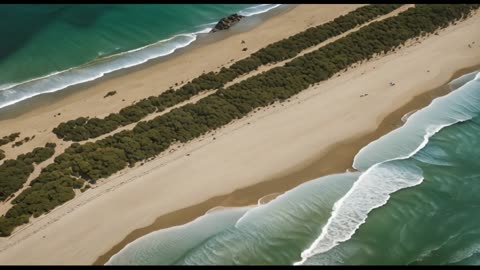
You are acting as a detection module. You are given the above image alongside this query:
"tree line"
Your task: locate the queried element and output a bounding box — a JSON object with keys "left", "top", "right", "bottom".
{"left": 52, "top": 4, "right": 402, "bottom": 142}
{"left": 0, "top": 143, "right": 56, "bottom": 202}
{"left": 0, "top": 4, "right": 477, "bottom": 236}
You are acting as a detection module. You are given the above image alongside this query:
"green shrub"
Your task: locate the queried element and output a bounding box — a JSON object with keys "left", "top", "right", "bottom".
{"left": 52, "top": 4, "right": 402, "bottom": 142}
{"left": 0, "top": 143, "right": 57, "bottom": 202}
{"left": 104, "top": 91, "right": 117, "bottom": 98}
{"left": 1, "top": 4, "right": 477, "bottom": 236}
{"left": 0, "top": 132, "right": 20, "bottom": 147}
{"left": 46, "top": 142, "right": 57, "bottom": 148}
{"left": 12, "top": 141, "right": 23, "bottom": 148}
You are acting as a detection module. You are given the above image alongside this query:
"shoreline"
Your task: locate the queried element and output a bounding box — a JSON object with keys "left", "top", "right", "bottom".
{"left": 0, "top": 5, "right": 478, "bottom": 265}
{"left": 0, "top": 4, "right": 358, "bottom": 163}
{"left": 94, "top": 64, "right": 480, "bottom": 265}
{"left": 0, "top": 5, "right": 294, "bottom": 121}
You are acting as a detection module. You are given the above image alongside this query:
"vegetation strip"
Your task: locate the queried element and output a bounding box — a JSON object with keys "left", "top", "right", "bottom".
{"left": 0, "top": 4, "right": 477, "bottom": 236}
{"left": 0, "top": 143, "right": 57, "bottom": 202}
{"left": 0, "top": 132, "right": 20, "bottom": 147}
{"left": 52, "top": 4, "right": 402, "bottom": 142}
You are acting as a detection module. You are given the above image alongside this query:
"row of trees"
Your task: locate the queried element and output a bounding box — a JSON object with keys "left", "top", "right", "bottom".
{"left": 0, "top": 143, "right": 56, "bottom": 202}
{"left": 52, "top": 4, "right": 402, "bottom": 142}
{"left": 0, "top": 132, "right": 20, "bottom": 147}
{"left": 0, "top": 4, "right": 477, "bottom": 236}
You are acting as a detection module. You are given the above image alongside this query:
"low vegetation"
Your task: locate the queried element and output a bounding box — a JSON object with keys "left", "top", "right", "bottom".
{"left": 0, "top": 4, "right": 477, "bottom": 236}
{"left": 104, "top": 91, "right": 117, "bottom": 98}
{"left": 0, "top": 132, "right": 20, "bottom": 147}
{"left": 11, "top": 136, "right": 35, "bottom": 148}
{"left": 12, "top": 141, "right": 23, "bottom": 148}
{"left": 0, "top": 143, "right": 57, "bottom": 202}
{"left": 52, "top": 4, "right": 402, "bottom": 142}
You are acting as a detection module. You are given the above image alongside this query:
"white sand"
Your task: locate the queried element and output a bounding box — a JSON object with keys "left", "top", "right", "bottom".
{"left": 0, "top": 5, "right": 479, "bottom": 265}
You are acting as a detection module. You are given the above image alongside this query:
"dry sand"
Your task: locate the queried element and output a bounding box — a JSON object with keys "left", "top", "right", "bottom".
{"left": 0, "top": 4, "right": 363, "bottom": 161}
{"left": 96, "top": 64, "right": 480, "bottom": 265}
{"left": 0, "top": 4, "right": 479, "bottom": 265}
{"left": 0, "top": 3, "right": 363, "bottom": 217}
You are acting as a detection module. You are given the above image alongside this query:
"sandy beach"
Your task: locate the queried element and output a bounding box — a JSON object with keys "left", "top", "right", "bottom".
{"left": 0, "top": 4, "right": 362, "bottom": 161}
{"left": 0, "top": 4, "right": 479, "bottom": 265}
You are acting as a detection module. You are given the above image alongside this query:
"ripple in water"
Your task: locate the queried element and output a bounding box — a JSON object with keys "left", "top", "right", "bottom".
{"left": 108, "top": 71, "right": 480, "bottom": 265}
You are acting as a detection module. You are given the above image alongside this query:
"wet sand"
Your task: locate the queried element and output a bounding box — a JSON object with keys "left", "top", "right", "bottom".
{"left": 94, "top": 64, "right": 480, "bottom": 265}
{"left": 0, "top": 6, "right": 478, "bottom": 265}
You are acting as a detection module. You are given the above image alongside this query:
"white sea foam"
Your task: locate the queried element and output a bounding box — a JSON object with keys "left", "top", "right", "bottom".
{"left": 239, "top": 4, "right": 282, "bottom": 17}
{"left": 0, "top": 31, "right": 205, "bottom": 110}
{"left": 107, "top": 172, "right": 357, "bottom": 265}
{"left": 235, "top": 173, "right": 359, "bottom": 230}
{"left": 256, "top": 193, "right": 280, "bottom": 205}
{"left": 294, "top": 72, "right": 480, "bottom": 265}
{"left": 173, "top": 173, "right": 358, "bottom": 265}
{"left": 449, "top": 70, "right": 480, "bottom": 91}
{"left": 294, "top": 127, "right": 442, "bottom": 265}
{"left": 106, "top": 206, "right": 251, "bottom": 265}
{"left": 401, "top": 109, "right": 417, "bottom": 123}
{"left": 353, "top": 71, "right": 480, "bottom": 171}
{"left": 0, "top": 4, "right": 283, "bottom": 110}
{"left": 447, "top": 242, "right": 480, "bottom": 265}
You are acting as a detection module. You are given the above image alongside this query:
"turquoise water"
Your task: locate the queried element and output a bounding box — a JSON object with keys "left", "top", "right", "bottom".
{"left": 0, "top": 4, "right": 281, "bottom": 109}
{"left": 107, "top": 71, "right": 480, "bottom": 265}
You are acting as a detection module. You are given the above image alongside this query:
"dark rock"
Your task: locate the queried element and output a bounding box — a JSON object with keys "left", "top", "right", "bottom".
{"left": 242, "top": 47, "right": 248, "bottom": 51}
{"left": 210, "top": 13, "right": 245, "bottom": 33}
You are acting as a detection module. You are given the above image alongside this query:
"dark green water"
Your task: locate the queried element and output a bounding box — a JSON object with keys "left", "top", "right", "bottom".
{"left": 107, "top": 71, "right": 480, "bottom": 265}
{"left": 0, "top": 4, "right": 281, "bottom": 109}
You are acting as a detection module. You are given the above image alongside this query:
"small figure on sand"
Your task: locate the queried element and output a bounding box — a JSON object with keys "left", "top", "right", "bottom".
{"left": 389, "top": 82, "right": 396, "bottom": 86}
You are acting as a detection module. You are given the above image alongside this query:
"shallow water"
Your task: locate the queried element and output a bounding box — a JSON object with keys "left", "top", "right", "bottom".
{"left": 0, "top": 4, "right": 281, "bottom": 109}
{"left": 106, "top": 70, "right": 480, "bottom": 265}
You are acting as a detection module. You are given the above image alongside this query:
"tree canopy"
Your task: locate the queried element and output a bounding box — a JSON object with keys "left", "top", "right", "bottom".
{"left": 52, "top": 4, "right": 402, "bottom": 142}
{"left": 0, "top": 4, "right": 477, "bottom": 237}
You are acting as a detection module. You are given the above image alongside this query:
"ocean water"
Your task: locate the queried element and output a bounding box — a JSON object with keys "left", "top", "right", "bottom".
{"left": 107, "top": 70, "right": 480, "bottom": 265}
{"left": 0, "top": 4, "right": 281, "bottom": 109}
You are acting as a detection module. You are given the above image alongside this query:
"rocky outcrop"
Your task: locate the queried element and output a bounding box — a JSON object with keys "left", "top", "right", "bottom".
{"left": 210, "top": 13, "right": 245, "bottom": 33}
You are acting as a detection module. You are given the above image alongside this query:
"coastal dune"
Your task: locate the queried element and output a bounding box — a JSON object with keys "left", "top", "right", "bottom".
{"left": 0, "top": 4, "right": 479, "bottom": 265}
{"left": 0, "top": 4, "right": 362, "bottom": 161}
